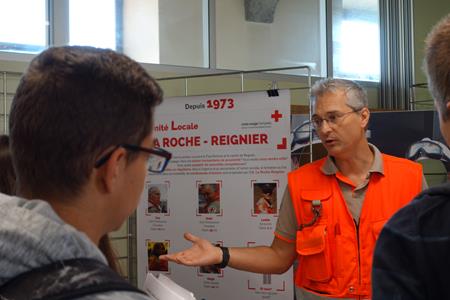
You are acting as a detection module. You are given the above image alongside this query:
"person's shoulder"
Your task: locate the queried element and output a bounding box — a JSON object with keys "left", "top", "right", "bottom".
{"left": 77, "top": 290, "right": 156, "bottom": 300}
{"left": 385, "top": 183, "right": 450, "bottom": 235}
{"left": 381, "top": 152, "right": 421, "bottom": 167}
{"left": 411, "top": 183, "right": 450, "bottom": 212}
{"left": 148, "top": 206, "right": 159, "bottom": 213}
{"left": 289, "top": 157, "right": 326, "bottom": 175}
{"left": 381, "top": 153, "right": 423, "bottom": 180}
{"left": 0, "top": 193, "right": 18, "bottom": 206}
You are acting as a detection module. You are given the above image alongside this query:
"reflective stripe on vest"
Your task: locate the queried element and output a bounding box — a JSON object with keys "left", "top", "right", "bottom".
{"left": 288, "top": 154, "right": 423, "bottom": 298}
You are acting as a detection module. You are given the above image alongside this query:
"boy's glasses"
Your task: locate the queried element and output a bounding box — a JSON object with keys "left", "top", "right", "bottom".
{"left": 94, "top": 144, "right": 172, "bottom": 173}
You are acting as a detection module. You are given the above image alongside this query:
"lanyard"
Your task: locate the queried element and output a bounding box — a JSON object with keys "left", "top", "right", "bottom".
{"left": 298, "top": 200, "right": 322, "bottom": 231}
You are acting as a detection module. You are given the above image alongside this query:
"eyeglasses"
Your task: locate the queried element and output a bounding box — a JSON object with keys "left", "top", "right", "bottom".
{"left": 94, "top": 144, "right": 172, "bottom": 173}
{"left": 311, "top": 108, "right": 362, "bottom": 129}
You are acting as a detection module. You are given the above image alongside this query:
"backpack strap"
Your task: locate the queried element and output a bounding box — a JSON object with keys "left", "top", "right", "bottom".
{"left": 0, "top": 258, "right": 146, "bottom": 300}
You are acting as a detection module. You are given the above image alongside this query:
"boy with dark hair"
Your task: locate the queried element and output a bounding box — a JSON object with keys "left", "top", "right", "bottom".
{"left": 0, "top": 46, "right": 170, "bottom": 299}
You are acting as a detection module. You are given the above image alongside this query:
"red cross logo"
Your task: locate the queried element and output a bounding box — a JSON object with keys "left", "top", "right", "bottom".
{"left": 271, "top": 110, "right": 282, "bottom": 122}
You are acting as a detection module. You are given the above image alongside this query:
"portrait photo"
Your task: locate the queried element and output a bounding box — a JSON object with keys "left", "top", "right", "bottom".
{"left": 199, "top": 264, "right": 221, "bottom": 274}
{"left": 147, "top": 240, "right": 169, "bottom": 272}
{"left": 253, "top": 182, "right": 277, "bottom": 214}
{"left": 146, "top": 183, "right": 168, "bottom": 214}
{"left": 198, "top": 183, "right": 220, "bottom": 214}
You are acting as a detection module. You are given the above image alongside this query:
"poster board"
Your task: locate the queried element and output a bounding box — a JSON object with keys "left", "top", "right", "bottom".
{"left": 137, "top": 90, "right": 293, "bottom": 300}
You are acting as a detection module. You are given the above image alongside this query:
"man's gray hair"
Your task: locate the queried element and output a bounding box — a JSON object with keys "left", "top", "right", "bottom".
{"left": 311, "top": 78, "right": 368, "bottom": 110}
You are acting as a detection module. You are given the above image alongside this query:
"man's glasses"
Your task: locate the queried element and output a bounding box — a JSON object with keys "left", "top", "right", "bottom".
{"left": 311, "top": 108, "right": 362, "bottom": 129}
{"left": 94, "top": 144, "right": 172, "bottom": 173}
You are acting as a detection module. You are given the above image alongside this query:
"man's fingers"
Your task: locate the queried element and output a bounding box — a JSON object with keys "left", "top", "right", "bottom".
{"left": 160, "top": 251, "right": 190, "bottom": 264}
{"left": 159, "top": 253, "right": 175, "bottom": 261}
{"left": 184, "top": 232, "right": 200, "bottom": 243}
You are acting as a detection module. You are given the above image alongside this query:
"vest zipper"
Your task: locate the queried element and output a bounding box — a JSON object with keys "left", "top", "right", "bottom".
{"left": 354, "top": 218, "right": 361, "bottom": 298}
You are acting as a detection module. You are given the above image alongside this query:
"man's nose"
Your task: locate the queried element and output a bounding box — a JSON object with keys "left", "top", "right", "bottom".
{"left": 319, "top": 119, "right": 333, "bottom": 133}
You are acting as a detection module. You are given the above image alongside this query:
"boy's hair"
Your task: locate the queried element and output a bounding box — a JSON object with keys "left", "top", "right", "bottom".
{"left": 424, "top": 14, "right": 450, "bottom": 120}
{"left": 0, "top": 135, "right": 16, "bottom": 195}
{"left": 10, "top": 46, "right": 163, "bottom": 198}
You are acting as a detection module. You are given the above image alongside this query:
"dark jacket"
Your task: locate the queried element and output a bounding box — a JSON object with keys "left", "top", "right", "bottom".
{"left": 372, "top": 183, "right": 450, "bottom": 299}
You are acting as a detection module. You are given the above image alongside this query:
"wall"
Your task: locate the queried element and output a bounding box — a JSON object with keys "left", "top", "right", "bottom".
{"left": 159, "top": 0, "right": 207, "bottom": 67}
{"left": 215, "top": 0, "right": 326, "bottom": 77}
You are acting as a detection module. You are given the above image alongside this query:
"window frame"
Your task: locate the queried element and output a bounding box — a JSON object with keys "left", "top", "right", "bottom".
{"left": 0, "top": 0, "right": 385, "bottom": 86}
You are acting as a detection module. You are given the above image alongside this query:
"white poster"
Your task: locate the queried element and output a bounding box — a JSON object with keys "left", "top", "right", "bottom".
{"left": 137, "top": 90, "right": 293, "bottom": 300}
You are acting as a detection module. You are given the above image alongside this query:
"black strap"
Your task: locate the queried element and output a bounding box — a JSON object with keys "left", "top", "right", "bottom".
{"left": 0, "top": 258, "right": 146, "bottom": 300}
{"left": 214, "top": 246, "right": 230, "bottom": 269}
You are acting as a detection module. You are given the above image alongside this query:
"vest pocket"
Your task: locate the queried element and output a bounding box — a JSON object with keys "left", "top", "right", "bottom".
{"left": 299, "top": 189, "right": 331, "bottom": 221}
{"left": 297, "top": 224, "right": 332, "bottom": 282}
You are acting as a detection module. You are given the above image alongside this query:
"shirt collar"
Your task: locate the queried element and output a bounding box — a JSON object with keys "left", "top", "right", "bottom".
{"left": 321, "top": 143, "right": 384, "bottom": 176}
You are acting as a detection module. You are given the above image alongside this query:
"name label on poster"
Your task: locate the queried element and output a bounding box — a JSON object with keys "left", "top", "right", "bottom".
{"left": 259, "top": 219, "right": 274, "bottom": 231}
{"left": 148, "top": 219, "right": 168, "bottom": 231}
{"left": 203, "top": 278, "right": 220, "bottom": 289}
{"left": 199, "top": 219, "right": 220, "bottom": 233}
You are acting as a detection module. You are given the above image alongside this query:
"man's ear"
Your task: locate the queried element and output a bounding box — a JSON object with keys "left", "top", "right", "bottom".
{"left": 98, "top": 147, "right": 128, "bottom": 193}
{"left": 360, "top": 107, "right": 370, "bottom": 129}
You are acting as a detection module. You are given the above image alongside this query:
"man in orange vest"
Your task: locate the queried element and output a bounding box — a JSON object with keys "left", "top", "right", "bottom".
{"left": 161, "top": 78, "right": 425, "bottom": 299}
{"left": 372, "top": 14, "right": 450, "bottom": 299}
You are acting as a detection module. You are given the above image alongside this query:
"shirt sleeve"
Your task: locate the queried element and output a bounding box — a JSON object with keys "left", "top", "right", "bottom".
{"left": 274, "top": 186, "right": 297, "bottom": 242}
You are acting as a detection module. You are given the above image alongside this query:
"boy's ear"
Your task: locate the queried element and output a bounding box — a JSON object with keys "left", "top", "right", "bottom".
{"left": 97, "top": 147, "right": 128, "bottom": 193}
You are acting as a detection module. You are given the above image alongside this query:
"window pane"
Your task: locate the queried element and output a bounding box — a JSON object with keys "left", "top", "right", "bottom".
{"left": 333, "top": 0, "right": 380, "bottom": 81}
{"left": 122, "top": 0, "right": 208, "bottom": 67}
{"left": 158, "top": 0, "right": 208, "bottom": 67}
{"left": 122, "top": 0, "right": 159, "bottom": 63}
{"left": 0, "top": 0, "right": 47, "bottom": 53}
{"left": 215, "top": 0, "right": 326, "bottom": 77}
{"left": 69, "top": 0, "right": 208, "bottom": 67}
{"left": 69, "top": 0, "right": 117, "bottom": 50}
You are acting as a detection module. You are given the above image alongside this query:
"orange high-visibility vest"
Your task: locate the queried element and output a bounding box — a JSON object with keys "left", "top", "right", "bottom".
{"left": 287, "top": 154, "right": 422, "bottom": 298}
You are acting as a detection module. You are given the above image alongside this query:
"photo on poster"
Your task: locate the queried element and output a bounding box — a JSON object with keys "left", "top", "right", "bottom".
{"left": 253, "top": 182, "right": 277, "bottom": 214}
{"left": 199, "top": 264, "right": 221, "bottom": 274}
{"left": 146, "top": 183, "right": 168, "bottom": 215}
{"left": 198, "top": 183, "right": 221, "bottom": 214}
{"left": 147, "top": 240, "right": 169, "bottom": 272}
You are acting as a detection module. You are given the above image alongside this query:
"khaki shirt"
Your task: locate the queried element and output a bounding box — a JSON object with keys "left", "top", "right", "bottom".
{"left": 275, "top": 144, "right": 427, "bottom": 300}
